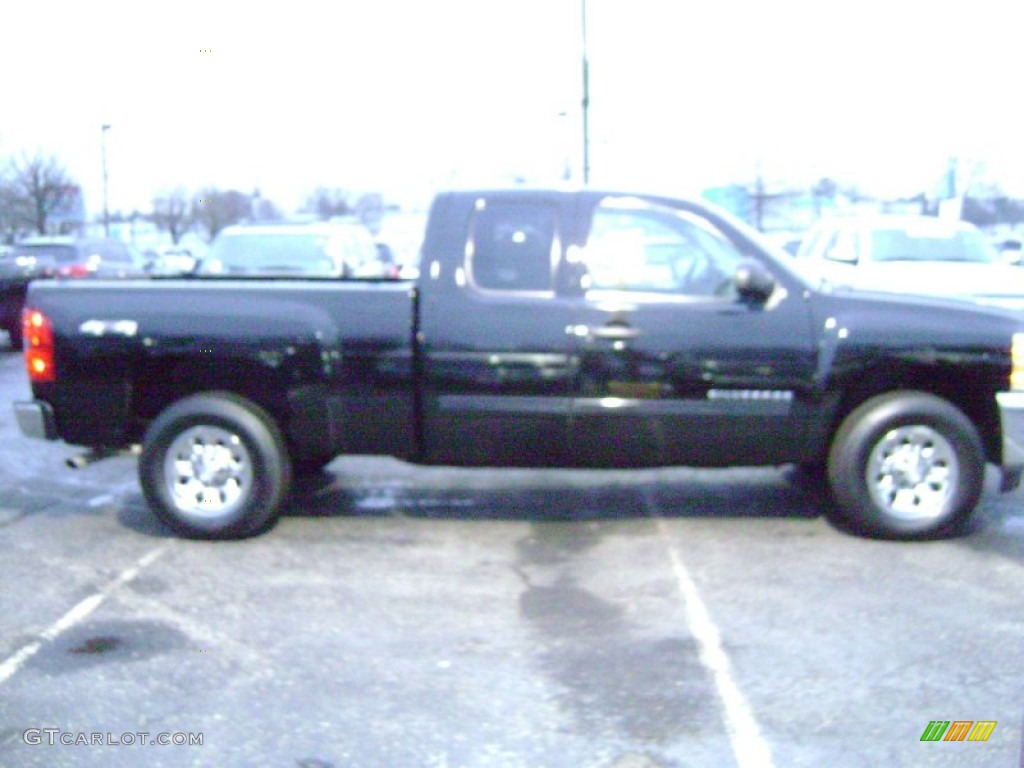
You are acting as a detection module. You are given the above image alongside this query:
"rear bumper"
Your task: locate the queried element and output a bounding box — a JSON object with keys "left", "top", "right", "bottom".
{"left": 997, "top": 392, "right": 1024, "bottom": 493}
{"left": 13, "top": 400, "right": 58, "bottom": 441}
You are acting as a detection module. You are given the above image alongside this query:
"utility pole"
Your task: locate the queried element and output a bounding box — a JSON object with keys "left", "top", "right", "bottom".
{"left": 581, "top": 0, "right": 591, "bottom": 184}
{"left": 101, "top": 124, "right": 111, "bottom": 237}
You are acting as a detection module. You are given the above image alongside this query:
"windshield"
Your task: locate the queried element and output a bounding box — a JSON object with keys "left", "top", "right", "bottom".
{"left": 870, "top": 227, "right": 999, "bottom": 263}
{"left": 200, "top": 232, "right": 341, "bottom": 276}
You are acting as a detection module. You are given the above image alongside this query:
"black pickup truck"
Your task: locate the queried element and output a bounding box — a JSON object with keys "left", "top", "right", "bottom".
{"left": 13, "top": 188, "right": 1024, "bottom": 539}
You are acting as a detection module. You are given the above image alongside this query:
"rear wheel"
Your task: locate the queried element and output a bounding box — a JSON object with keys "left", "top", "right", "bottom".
{"left": 826, "top": 392, "right": 985, "bottom": 538}
{"left": 139, "top": 392, "right": 292, "bottom": 539}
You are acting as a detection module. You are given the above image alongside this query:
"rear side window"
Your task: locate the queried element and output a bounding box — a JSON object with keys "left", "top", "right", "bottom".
{"left": 468, "top": 201, "right": 558, "bottom": 292}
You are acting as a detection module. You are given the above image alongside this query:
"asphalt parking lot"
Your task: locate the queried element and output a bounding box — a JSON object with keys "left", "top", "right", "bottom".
{"left": 0, "top": 339, "right": 1023, "bottom": 768}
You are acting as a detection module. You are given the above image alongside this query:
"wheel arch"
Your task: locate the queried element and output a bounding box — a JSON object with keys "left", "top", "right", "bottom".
{"left": 129, "top": 355, "right": 332, "bottom": 465}
{"left": 820, "top": 361, "right": 1003, "bottom": 466}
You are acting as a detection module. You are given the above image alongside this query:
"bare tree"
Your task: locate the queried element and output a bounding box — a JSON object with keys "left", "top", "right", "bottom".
{"left": 6, "top": 151, "right": 80, "bottom": 235}
{"left": 152, "top": 188, "right": 194, "bottom": 244}
{"left": 249, "top": 189, "right": 282, "bottom": 223}
{"left": 0, "top": 174, "right": 30, "bottom": 242}
{"left": 302, "top": 187, "right": 351, "bottom": 219}
{"left": 353, "top": 192, "right": 385, "bottom": 234}
{"left": 192, "top": 188, "right": 251, "bottom": 241}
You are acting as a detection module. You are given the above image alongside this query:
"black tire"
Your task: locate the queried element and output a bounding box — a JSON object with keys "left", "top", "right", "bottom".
{"left": 139, "top": 392, "right": 292, "bottom": 539}
{"left": 826, "top": 391, "right": 985, "bottom": 539}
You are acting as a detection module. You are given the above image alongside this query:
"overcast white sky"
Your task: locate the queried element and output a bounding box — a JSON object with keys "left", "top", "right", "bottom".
{"left": 2, "top": 0, "right": 1023, "bottom": 217}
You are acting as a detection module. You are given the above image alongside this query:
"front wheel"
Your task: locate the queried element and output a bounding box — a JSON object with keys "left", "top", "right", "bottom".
{"left": 826, "top": 392, "right": 985, "bottom": 539}
{"left": 139, "top": 392, "right": 292, "bottom": 539}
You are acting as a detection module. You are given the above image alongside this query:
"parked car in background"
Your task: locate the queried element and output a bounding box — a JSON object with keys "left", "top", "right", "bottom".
{"left": 145, "top": 245, "right": 198, "bottom": 276}
{"left": 198, "top": 221, "right": 392, "bottom": 278}
{"left": 1, "top": 249, "right": 38, "bottom": 348}
{"left": 764, "top": 230, "right": 803, "bottom": 256}
{"left": 794, "top": 215, "right": 1024, "bottom": 313}
{"left": 997, "top": 238, "right": 1023, "bottom": 265}
{"left": 14, "top": 236, "right": 146, "bottom": 279}
{"left": 2, "top": 237, "right": 145, "bottom": 347}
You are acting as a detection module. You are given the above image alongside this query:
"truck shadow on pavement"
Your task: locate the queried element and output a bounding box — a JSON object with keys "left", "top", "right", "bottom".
{"left": 116, "top": 460, "right": 1019, "bottom": 544}
{"left": 111, "top": 464, "right": 828, "bottom": 539}
{"left": 283, "top": 464, "right": 829, "bottom": 525}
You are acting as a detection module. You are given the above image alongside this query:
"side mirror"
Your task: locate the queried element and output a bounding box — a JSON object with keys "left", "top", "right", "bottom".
{"left": 555, "top": 258, "right": 590, "bottom": 297}
{"left": 734, "top": 260, "right": 776, "bottom": 304}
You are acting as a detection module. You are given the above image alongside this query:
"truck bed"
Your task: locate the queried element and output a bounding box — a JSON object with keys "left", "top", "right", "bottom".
{"left": 24, "top": 277, "right": 418, "bottom": 458}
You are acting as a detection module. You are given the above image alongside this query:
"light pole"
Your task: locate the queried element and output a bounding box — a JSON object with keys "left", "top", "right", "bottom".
{"left": 101, "top": 124, "right": 111, "bottom": 237}
{"left": 581, "top": 0, "right": 591, "bottom": 184}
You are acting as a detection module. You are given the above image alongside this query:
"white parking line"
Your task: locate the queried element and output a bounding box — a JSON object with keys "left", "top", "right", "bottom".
{"left": 0, "top": 544, "right": 169, "bottom": 686}
{"left": 654, "top": 517, "right": 775, "bottom": 768}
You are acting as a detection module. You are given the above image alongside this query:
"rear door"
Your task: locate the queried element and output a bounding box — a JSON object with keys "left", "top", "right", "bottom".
{"left": 567, "top": 194, "right": 820, "bottom": 467}
{"left": 418, "top": 192, "right": 577, "bottom": 466}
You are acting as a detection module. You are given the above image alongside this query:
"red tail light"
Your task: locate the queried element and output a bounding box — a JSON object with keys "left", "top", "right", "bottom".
{"left": 57, "top": 264, "right": 93, "bottom": 278}
{"left": 22, "top": 308, "right": 55, "bottom": 384}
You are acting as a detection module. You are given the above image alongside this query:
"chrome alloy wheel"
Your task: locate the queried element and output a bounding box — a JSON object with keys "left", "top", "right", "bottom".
{"left": 866, "top": 425, "right": 958, "bottom": 522}
{"left": 163, "top": 425, "right": 254, "bottom": 517}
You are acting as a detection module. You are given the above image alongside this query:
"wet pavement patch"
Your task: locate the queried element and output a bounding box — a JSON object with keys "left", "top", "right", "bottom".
{"left": 32, "top": 620, "right": 189, "bottom": 674}
{"left": 518, "top": 571, "right": 719, "bottom": 744}
{"left": 126, "top": 574, "right": 169, "bottom": 595}
{"left": 0, "top": 507, "right": 25, "bottom": 527}
{"left": 69, "top": 635, "right": 122, "bottom": 654}
{"left": 520, "top": 576, "right": 624, "bottom": 635}
{"left": 543, "top": 634, "right": 714, "bottom": 743}
{"left": 518, "top": 521, "right": 606, "bottom": 565}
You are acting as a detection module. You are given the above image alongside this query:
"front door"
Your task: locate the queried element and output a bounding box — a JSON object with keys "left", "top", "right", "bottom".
{"left": 568, "top": 194, "right": 819, "bottom": 468}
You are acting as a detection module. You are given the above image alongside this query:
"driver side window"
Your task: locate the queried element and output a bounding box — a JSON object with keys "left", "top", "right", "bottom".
{"left": 582, "top": 198, "right": 746, "bottom": 297}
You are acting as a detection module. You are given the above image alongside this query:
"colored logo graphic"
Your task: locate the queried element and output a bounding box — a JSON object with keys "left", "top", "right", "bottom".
{"left": 920, "top": 721, "right": 997, "bottom": 742}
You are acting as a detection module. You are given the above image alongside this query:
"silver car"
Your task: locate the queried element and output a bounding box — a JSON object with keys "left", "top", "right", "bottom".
{"left": 794, "top": 215, "right": 1024, "bottom": 312}
{"left": 198, "top": 222, "right": 387, "bottom": 278}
